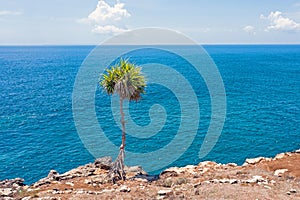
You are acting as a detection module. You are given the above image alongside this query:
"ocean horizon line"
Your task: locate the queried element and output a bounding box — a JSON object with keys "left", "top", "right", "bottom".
{"left": 0, "top": 43, "right": 300, "bottom": 47}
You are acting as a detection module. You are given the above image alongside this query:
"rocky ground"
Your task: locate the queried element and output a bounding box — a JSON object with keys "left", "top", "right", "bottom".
{"left": 1, "top": 150, "right": 300, "bottom": 200}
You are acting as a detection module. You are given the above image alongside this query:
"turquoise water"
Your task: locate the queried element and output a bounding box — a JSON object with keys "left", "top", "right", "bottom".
{"left": 0, "top": 45, "right": 299, "bottom": 184}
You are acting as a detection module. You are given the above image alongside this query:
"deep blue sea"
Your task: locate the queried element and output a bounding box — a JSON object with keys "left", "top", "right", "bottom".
{"left": 0, "top": 45, "right": 299, "bottom": 184}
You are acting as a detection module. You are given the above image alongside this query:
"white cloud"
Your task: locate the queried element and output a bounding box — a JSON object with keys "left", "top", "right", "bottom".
{"left": 87, "top": 0, "right": 130, "bottom": 23}
{"left": 80, "top": 0, "right": 131, "bottom": 34}
{"left": 92, "top": 25, "right": 128, "bottom": 34}
{"left": 0, "top": 10, "right": 22, "bottom": 16}
{"left": 261, "top": 11, "right": 300, "bottom": 32}
{"left": 243, "top": 25, "right": 256, "bottom": 34}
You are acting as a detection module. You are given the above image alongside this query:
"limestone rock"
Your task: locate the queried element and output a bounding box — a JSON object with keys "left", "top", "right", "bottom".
{"left": 290, "top": 188, "right": 297, "bottom": 193}
{"left": 274, "top": 169, "right": 288, "bottom": 177}
{"left": 1, "top": 149, "right": 299, "bottom": 199}
{"left": 183, "top": 165, "right": 197, "bottom": 174}
{"left": 244, "top": 175, "right": 265, "bottom": 184}
{"left": 245, "top": 157, "right": 264, "bottom": 165}
{"left": 134, "top": 174, "right": 159, "bottom": 182}
{"left": 47, "top": 170, "right": 59, "bottom": 180}
{"left": 134, "top": 178, "right": 148, "bottom": 182}
{"left": 219, "top": 178, "right": 230, "bottom": 183}
{"left": 76, "top": 189, "right": 85, "bottom": 194}
{"left": 2, "top": 197, "right": 14, "bottom": 200}
{"left": 198, "top": 161, "right": 217, "bottom": 167}
{"left": 101, "top": 189, "right": 115, "bottom": 193}
{"left": 158, "top": 189, "right": 173, "bottom": 196}
{"left": 275, "top": 153, "right": 286, "bottom": 160}
{"left": 65, "top": 182, "right": 74, "bottom": 187}
{"left": 125, "top": 165, "right": 147, "bottom": 176}
{"left": 162, "top": 167, "right": 182, "bottom": 175}
{"left": 0, "top": 188, "right": 13, "bottom": 196}
{"left": 161, "top": 165, "right": 196, "bottom": 175}
{"left": 94, "top": 157, "right": 112, "bottom": 170}
{"left": 119, "top": 185, "right": 131, "bottom": 192}
{"left": 0, "top": 178, "right": 24, "bottom": 188}
{"left": 33, "top": 179, "right": 51, "bottom": 187}
{"left": 21, "top": 197, "right": 31, "bottom": 200}
{"left": 227, "top": 163, "right": 238, "bottom": 167}
{"left": 264, "top": 185, "right": 272, "bottom": 189}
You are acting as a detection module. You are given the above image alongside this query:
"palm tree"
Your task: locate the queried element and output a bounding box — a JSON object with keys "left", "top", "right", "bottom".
{"left": 100, "top": 59, "right": 146, "bottom": 182}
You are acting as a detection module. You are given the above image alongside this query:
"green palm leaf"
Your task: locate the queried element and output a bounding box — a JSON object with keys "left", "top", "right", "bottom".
{"left": 100, "top": 58, "right": 146, "bottom": 101}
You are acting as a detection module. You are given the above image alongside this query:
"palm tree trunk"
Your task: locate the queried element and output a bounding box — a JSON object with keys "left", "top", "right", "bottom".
{"left": 108, "top": 96, "right": 127, "bottom": 183}
{"left": 120, "top": 97, "right": 126, "bottom": 150}
{"left": 118, "top": 96, "right": 126, "bottom": 181}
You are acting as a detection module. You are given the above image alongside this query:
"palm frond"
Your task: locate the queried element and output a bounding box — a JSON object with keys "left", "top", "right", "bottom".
{"left": 100, "top": 59, "right": 146, "bottom": 101}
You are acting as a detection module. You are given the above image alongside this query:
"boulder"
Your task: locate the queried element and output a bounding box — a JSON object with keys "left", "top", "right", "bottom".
{"left": 94, "top": 157, "right": 112, "bottom": 170}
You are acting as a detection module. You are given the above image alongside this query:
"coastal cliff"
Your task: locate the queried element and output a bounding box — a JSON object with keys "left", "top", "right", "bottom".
{"left": 1, "top": 150, "right": 300, "bottom": 200}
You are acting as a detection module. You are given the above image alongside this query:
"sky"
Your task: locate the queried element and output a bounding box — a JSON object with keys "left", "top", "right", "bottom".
{"left": 0, "top": 0, "right": 300, "bottom": 45}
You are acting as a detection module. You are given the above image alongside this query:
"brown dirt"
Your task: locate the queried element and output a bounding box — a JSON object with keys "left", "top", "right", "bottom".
{"left": 12, "top": 151, "right": 300, "bottom": 200}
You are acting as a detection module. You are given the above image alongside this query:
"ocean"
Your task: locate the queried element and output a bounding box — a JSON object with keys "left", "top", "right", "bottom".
{"left": 0, "top": 45, "right": 299, "bottom": 184}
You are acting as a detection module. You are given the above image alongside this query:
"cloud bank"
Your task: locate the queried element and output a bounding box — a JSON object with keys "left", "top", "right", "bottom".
{"left": 80, "top": 0, "right": 131, "bottom": 34}
{"left": 0, "top": 10, "right": 22, "bottom": 16}
{"left": 92, "top": 25, "right": 128, "bottom": 34}
{"left": 261, "top": 11, "right": 300, "bottom": 32}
